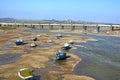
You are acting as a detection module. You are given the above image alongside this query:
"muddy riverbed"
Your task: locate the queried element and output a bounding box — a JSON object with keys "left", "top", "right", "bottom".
{"left": 0, "top": 29, "right": 95, "bottom": 80}
{"left": 1, "top": 28, "right": 119, "bottom": 80}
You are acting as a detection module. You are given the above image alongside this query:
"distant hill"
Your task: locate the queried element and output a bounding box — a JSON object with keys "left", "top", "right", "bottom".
{"left": 0, "top": 18, "right": 16, "bottom": 23}
{"left": 0, "top": 18, "right": 117, "bottom": 25}
{"left": 0, "top": 18, "right": 86, "bottom": 24}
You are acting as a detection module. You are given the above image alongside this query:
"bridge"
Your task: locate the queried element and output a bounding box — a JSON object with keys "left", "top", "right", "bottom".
{"left": 0, "top": 23, "right": 120, "bottom": 32}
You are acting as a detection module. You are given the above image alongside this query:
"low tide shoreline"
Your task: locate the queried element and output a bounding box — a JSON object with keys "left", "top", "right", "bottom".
{"left": 1, "top": 28, "right": 113, "bottom": 80}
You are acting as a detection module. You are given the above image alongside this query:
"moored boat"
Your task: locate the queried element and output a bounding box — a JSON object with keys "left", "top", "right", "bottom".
{"left": 18, "top": 68, "right": 33, "bottom": 80}
{"left": 31, "top": 37, "right": 37, "bottom": 41}
{"left": 68, "top": 40, "right": 74, "bottom": 44}
{"left": 30, "top": 43, "right": 37, "bottom": 47}
{"left": 54, "top": 51, "right": 67, "bottom": 60}
{"left": 56, "top": 34, "right": 62, "bottom": 39}
{"left": 15, "top": 39, "right": 24, "bottom": 45}
{"left": 61, "top": 43, "right": 72, "bottom": 50}
{"left": 47, "top": 40, "right": 53, "bottom": 43}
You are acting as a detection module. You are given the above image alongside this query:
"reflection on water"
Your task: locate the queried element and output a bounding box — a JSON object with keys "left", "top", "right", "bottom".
{"left": 0, "top": 54, "right": 22, "bottom": 65}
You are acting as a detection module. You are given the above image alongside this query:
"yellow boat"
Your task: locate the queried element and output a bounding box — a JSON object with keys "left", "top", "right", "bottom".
{"left": 18, "top": 68, "right": 33, "bottom": 80}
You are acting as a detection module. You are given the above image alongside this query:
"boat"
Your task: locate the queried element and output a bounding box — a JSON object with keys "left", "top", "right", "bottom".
{"left": 36, "top": 34, "right": 42, "bottom": 37}
{"left": 15, "top": 39, "right": 24, "bottom": 45}
{"left": 68, "top": 40, "right": 74, "bottom": 44}
{"left": 18, "top": 68, "right": 33, "bottom": 80}
{"left": 54, "top": 51, "right": 67, "bottom": 60}
{"left": 56, "top": 34, "right": 62, "bottom": 39}
{"left": 61, "top": 43, "right": 72, "bottom": 50}
{"left": 30, "top": 43, "right": 37, "bottom": 47}
{"left": 47, "top": 40, "right": 53, "bottom": 43}
{"left": 31, "top": 37, "right": 37, "bottom": 41}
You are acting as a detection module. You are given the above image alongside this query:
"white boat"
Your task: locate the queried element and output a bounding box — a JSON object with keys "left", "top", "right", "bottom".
{"left": 68, "top": 40, "right": 74, "bottom": 44}
{"left": 61, "top": 43, "right": 72, "bottom": 50}
{"left": 30, "top": 43, "right": 37, "bottom": 47}
{"left": 47, "top": 40, "right": 53, "bottom": 43}
{"left": 56, "top": 34, "right": 62, "bottom": 37}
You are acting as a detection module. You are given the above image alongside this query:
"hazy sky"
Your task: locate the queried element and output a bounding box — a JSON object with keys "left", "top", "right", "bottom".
{"left": 0, "top": 0, "right": 120, "bottom": 23}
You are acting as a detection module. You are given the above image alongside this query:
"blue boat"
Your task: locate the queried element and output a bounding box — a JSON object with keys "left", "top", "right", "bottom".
{"left": 15, "top": 39, "right": 24, "bottom": 45}
{"left": 54, "top": 51, "right": 67, "bottom": 60}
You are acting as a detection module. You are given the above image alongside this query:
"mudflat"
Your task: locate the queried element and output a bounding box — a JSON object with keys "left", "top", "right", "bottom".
{"left": 0, "top": 28, "right": 97, "bottom": 80}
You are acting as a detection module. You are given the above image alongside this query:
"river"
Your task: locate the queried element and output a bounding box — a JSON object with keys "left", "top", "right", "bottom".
{"left": 72, "top": 34, "right": 120, "bottom": 80}
{"left": 23, "top": 29, "right": 120, "bottom": 80}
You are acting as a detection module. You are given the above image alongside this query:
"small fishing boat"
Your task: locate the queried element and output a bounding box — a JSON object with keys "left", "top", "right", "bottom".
{"left": 54, "top": 51, "right": 67, "bottom": 60}
{"left": 47, "top": 40, "right": 53, "bottom": 43}
{"left": 68, "top": 40, "right": 74, "bottom": 44}
{"left": 18, "top": 68, "right": 33, "bottom": 80}
{"left": 30, "top": 43, "right": 37, "bottom": 47}
{"left": 15, "top": 39, "right": 24, "bottom": 45}
{"left": 56, "top": 34, "right": 62, "bottom": 39}
{"left": 31, "top": 37, "right": 37, "bottom": 41}
{"left": 36, "top": 34, "right": 42, "bottom": 37}
{"left": 61, "top": 43, "right": 72, "bottom": 50}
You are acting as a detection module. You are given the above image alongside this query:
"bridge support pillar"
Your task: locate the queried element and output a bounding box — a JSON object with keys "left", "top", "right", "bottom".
{"left": 97, "top": 26, "right": 100, "bottom": 32}
{"left": 111, "top": 25, "right": 114, "bottom": 31}
{"left": 84, "top": 26, "right": 87, "bottom": 30}
{"left": 40, "top": 25, "right": 44, "bottom": 29}
{"left": 50, "top": 25, "right": 53, "bottom": 30}
{"left": 17, "top": 25, "right": 20, "bottom": 28}
{"left": 72, "top": 26, "right": 75, "bottom": 30}
{"left": 24, "top": 25, "right": 27, "bottom": 27}
{"left": 31, "top": 25, "right": 35, "bottom": 29}
{"left": 61, "top": 26, "right": 64, "bottom": 29}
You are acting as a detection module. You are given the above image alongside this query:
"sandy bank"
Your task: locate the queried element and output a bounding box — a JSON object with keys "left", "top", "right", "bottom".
{"left": 0, "top": 28, "right": 95, "bottom": 80}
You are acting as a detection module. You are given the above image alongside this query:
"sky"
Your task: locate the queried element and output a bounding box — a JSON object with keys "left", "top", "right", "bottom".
{"left": 0, "top": 0, "right": 120, "bottom": 23}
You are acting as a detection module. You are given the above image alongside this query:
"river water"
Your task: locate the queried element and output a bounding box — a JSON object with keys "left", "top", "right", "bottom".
{"left": 23, "top": 29, "right": 120, "bottom": 80}
{"left": 71, "top": 34, "right": 120, "bottom": 80}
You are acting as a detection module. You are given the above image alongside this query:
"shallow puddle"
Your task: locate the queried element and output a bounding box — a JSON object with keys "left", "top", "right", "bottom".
{"left": 0, "top": 53, "right": 23, "bottom": 65}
